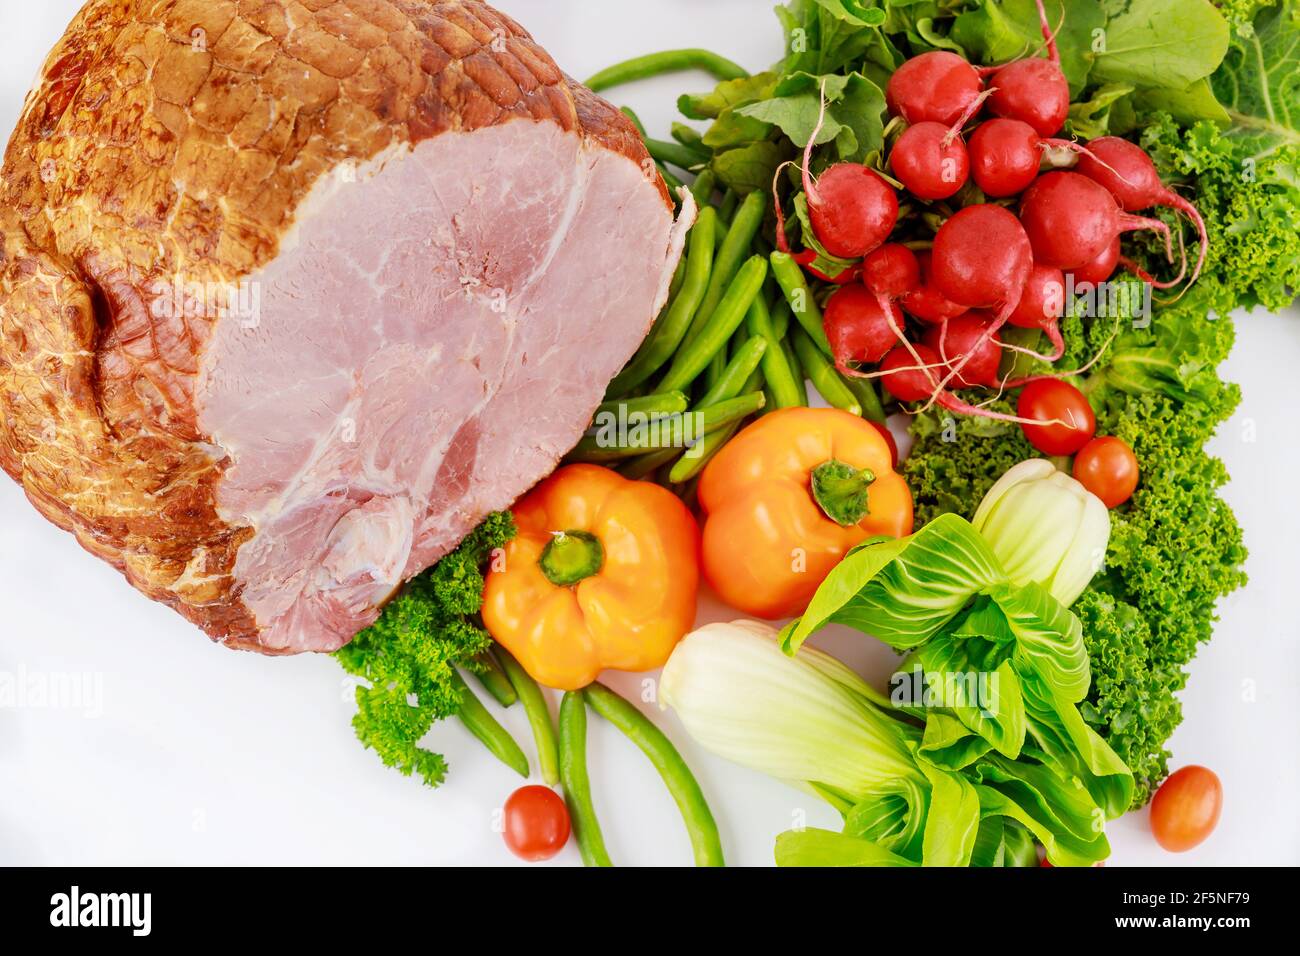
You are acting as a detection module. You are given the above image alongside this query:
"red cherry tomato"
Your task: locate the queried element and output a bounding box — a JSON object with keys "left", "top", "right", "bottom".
{"left": 1017, "top": 379, "right": 1096, "bottom": 455}
{"left": 1150, "top": 765, "right": 1222, "bottom": 852}
{"left": 1074, "top": 436, "right": 1139, "bottom": 507}
{"left": 502, "top": 785, "right": 570, "bottom": 862}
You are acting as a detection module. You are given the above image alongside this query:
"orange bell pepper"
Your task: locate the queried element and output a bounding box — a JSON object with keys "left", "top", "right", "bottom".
{"left": 698, "top": 407, "right": 913, "bottom": 620}
{"left": 482, "top": 464, "right": 700, "bottom": 691}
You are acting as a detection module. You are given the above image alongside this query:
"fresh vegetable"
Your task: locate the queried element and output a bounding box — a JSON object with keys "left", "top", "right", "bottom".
{"left": 885, "top": 50, "right": 983, "bottom": 126}
{"left": 584, "top": 48, "right": 748, "bottom": 93}
{"left": 983, "top": 1, "right": 1069, "bottom": 137}
{"left": 585, "top": 682, "right": 725, "bottom": 867}
{"left": 1016, "top": 378, "right": 1097, "bottom": 455}
{"left": 1074, "top": 136, "right": 1209, "bottom": 285}
{"left": 889, "top": 121, "right": 969, "bottom": 200}
{"left": 452, "top": 670, "right": 531, "bottom": 778}
{"left": 558, "top": 691, "right": 612, "bottom": 867}
{"left": 1019, "top": 171, "right": 1173, "bottom": 271}
{"left": 335, "top": 513, "right": 518, "bottom": 787}
{"left": 901, "top": 251, "right": 968, "bottom": 324}
{"left": 1007, "top": 262, "right": 1067, "bottom": 360}
{"left": 1073, "top": 436, "right": 1140, "bottom": 508}
{"left": 482, "top": 465, "right": 699, "bottom": 691}
{"left": 804, "top": 162, "right": 899, "bottom": 259}
{"left": 922, "top": 312, "right": 1004, "bottom": 389}
{"left": 697, "top": 408, "right": 913, "bottom": 619}
{"left": 498, "top": 649, "right": 561, "bottom": 787}
{"left": 972, "top": 459, "right": 1112, "bottom": 607}
{"left": 1149, "top": 765, "right": 1223, "bottom": 852}
{"left": 660, "top": 621, "right": 921, "bottom": 806}
{"left": 502, "top": 785, "right": 571, "bottom": 862}
{"left": 823, "top": 282, "right": 902, "bottom": 371}
{"left": 968, "top": 118, "right": 1108, "bottom": 198}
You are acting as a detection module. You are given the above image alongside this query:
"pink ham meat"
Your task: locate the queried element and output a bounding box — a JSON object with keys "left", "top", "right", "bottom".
{"left": 0, "top": 0, "right": 690, "bottom": 653}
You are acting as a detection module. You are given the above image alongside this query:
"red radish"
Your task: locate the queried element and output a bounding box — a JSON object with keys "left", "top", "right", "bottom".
{"left": 969, "top": 120, "right": 1042, "bottom": 196}
{"left": 824, "top": 283, "right": 905, "bottom": 371}
{"left": 1070, "top": 237, "right": 1120, "bottom": 285}
{"left": 984, "top": 0, "right": 1069, "bottom": 137}
{"left": 1008, "top": 262, "right": 1067, "bottom": 360}
{"left": 928, "top": 204, "right": 1032, "bottom": 398}
{"left": 1073, "top": 135, "right": 1209, "bottom": 285}
{"left": 878, "top": 342, "right": 1050, "bottom": 425}
{"left": 805, "top": 163, "right": 899, "bottom": 259}
{"left": 931, "top": 205, "right": 1033, "bottom": 309}
{"left": 862, "top": 243, "right": 921, "bottom": 300}
{"left": 797, "top": 89, "right": 900, "bottom": 259}
{"left": 901, "top": 250, "right": 968, "bottom": 324}
{"left": 988, "top": 59, "right": 1069, "bottom": 138}
{"left": 879, "top": 343, "right": 943, "bottom": 401}
{"left": 1020, "top": 171, "right": 1173, "bottom": 270}
{"left": 923, "top": 312, "right": 1004, "bottom": 388}
{"left": 966, "top": 118, "right": 1115, "bottom": 198}
{"left": 886, "top": 51, "right": 984, "bottom": 126}
{"left": 890, "top": 121, "right": 970, "bottom": 200}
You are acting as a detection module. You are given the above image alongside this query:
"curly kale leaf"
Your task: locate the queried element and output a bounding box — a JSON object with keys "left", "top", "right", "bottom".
{"left": 334, "top": 513, "right": 516, "bottom": 787}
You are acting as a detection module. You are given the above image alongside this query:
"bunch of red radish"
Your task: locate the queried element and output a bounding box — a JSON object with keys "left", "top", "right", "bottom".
{"left": 788, "top": 0, "right": 1206, "bottom": 432}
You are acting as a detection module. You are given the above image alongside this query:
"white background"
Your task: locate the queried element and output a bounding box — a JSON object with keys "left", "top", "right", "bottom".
{"left": 0, "top": 0, "right": 1296, "bottom": 867}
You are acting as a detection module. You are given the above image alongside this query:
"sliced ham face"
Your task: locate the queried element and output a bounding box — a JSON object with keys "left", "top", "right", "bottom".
{"left": 0, "top": 1, "right": 687, "bottom": 653}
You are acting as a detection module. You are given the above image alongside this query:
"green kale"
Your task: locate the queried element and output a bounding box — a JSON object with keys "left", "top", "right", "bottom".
{"left": 334, "top": 512, "right": 516, "bottom": 787}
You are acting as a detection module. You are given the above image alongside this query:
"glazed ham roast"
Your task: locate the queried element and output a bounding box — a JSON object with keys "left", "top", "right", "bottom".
{"left": 0, "top": 1, "right": 689, "bottom": 653}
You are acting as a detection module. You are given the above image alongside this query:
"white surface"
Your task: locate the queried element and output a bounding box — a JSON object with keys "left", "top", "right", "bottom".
{"left": 0, "top": 0, "right": 1296, "bottom": 867}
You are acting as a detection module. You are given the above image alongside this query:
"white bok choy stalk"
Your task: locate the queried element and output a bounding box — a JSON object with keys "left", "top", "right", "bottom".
{"left": 972, "top": 459, "right": 1111, "bottom": 607}
{"left": 659, "top": 620, "right": 924, "bottom": 805}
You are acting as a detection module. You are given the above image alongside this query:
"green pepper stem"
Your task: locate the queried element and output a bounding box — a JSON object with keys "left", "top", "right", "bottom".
{"left": 539, "top": 530, "right": 605, "bottom": 587}
{"left": 810, "top": 459, "right": 876, "bottom": 527}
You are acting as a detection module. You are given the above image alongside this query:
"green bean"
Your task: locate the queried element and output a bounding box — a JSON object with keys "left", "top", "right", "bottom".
{"left": 672, "top": 122, "right": 707, "bottom": 151}
{"left": 569, "top": 392, "right": 763, "bottom": 462}
{"left": 791, "top": 325, "right": 862, "bottom": 416}
{"left": 717, "top": 189, "right": 739, "bottom": 225}
{"left": 839, "top": 371, "right": 888, "bottom": 424}
{"left": 586, "top": 49, "right": 749, "bottom": 94}
{"left": 666, "top": 254, "right": 686, "bottom": 302}
{"left": 781, "top": 337, "right": 809, "bottom": 406}
{"left": 584, "top": 683, "right": 725, "bottom": 867}
{"left": 684, "top": 191, "right": 767, "bottom": 350}
{"left": 689, "top": 168, "right": 717, "bottom": 207}
{"left": 607, "top": 208, "right": 717, "bottom": 396}
{"left": 558, "top": 691, "right": 613, "bottom": 867}
{"left": 770, "top": 251, "right": 833, "bottom": 355}
{"left": 770, "top": 297, "right": 793, "bottom": 339}
{"left": 595, "top": 391, "right": 689, "bottom": 421}
{"left": 618, "top": 447, "right": 682, "bottom": 481}
{"left": 452, "top": 671, "right": 528, "bottom": 778}
{"left": 696, "top": 336, "right": 767, "bottom": 409}
{"left": 497, "top": 649, "right": 559, "bottom": 787}
{"left": 670, "top": 421, "right": 739, "bottom": 483}
{"left": 745, "top": 295, "right": 803, "bottom": 409}
{"left": 646, "top": 137, "right": 709, "bottom": 172}
{"left": 659, "top": 255, "right": 767, "bottom": 393}
{"left": 470, "top": 649, "right": 517, "bottom": 708}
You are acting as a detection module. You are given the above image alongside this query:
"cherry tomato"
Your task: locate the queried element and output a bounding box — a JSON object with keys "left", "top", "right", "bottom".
{"left": 502, "top": 785, "right": 570, "bottom": 862}
{"left": 1150, "top": 765, "right": 1222, "bottom": 852}
{"left": 1074, "top": 436, "right": 1139, "bottom": 507}
{"left": 1017, "top": 379, "right": 1096, "bottom": 455}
